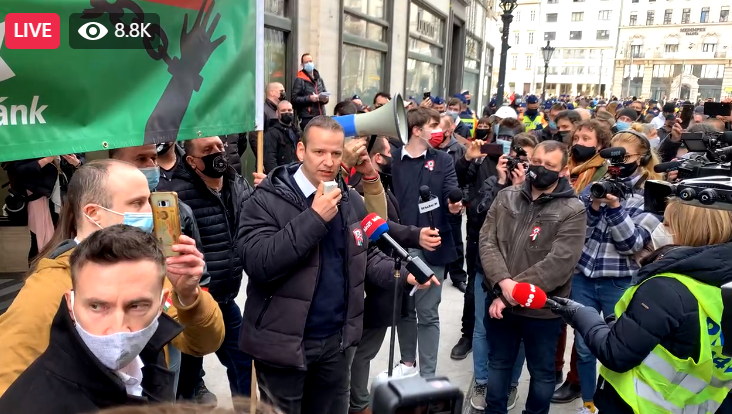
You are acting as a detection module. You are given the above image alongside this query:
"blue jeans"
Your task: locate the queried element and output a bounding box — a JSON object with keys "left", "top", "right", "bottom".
{"left": 474, "top": 271, "right": 525, "bottom": 385}
{"left": 485, "top": 311, "right": 562, "bottom": 414}
{"left": 217, "top": 300, "right": 253, "bottom": 396}
{"left": 572, "top": 274, "right": 631, "bottom": 402}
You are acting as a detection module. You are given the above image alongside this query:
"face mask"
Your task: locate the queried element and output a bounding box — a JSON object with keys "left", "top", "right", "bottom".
{"left": 139, "top": 166, "right": 160, "bottom": 192}
{"left": 616, "top": 121, "right": 631, "bottom": 131}
{"left": 156, "top": 142, "right": 174, "bottom": 156}
{"left": 525, "top": 108, "right": 538, "bottom": 117}
{"left": 548, "top": 121, "right": 557, "bottom": 130}
{"left": 280, "top": 113, "right": 293, "bottom": 125}
{"left": 378, "top": 155, "right": 392, "bottom": 175}
{"left": 194, "top": 151, "right": 228, "bottom": 179}
{"left": 571, "top": 144, "right": 597, "bottom": 163}
{"left": 303, "top": 62, "right": 314, "bottom": 72}
{"left": 428, "top": 129, "right": 444, "bottom": 148}
{"left": 618, "top": 161, "right": 639, "bottom": 178}
{"left": 493, "top": 124, "right": 500, "bottom": 136}
{"left": 651, "top": 224, "right": 675, "bottom": 250}
{"left": 475, "top": 128, "right": 490, "bottom": 140}
{"left": 71, "top": 291, "right": 162, "bottom": 371}
{"left": 649, "top": 137, "right": 660, "bottom": 149}
{"left": 278, "top": 91, "right": 286, "bottom": 101}
{"left": 496, "top": 139, "right": 512, "bottom": 155}
{"left": 85, "top": 206, "right": 154, "bottom": 233}
{"left": 557, "top": 131, "right": 570, "bottom": 141}
{"left": 528, "top": 165, "right": 560, "bottom": 190}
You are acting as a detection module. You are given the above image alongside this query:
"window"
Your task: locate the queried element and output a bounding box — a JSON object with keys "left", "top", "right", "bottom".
{"left": 700, "top": 7, "right": 709, "bottom": 23}
{"left": 528, "top": 32, "right": 534, "bottom": 45}
{"left": 563, "top": 49, "right": 586, "bottom": 59}
{"left": 341, "top": 45, "right": 384, "bottom": 106}
{"left": 702, "top": 43, "right": 716, "bottom": 53}
{"left": 264, "top": 28, "right": 287, "bottom": 87}
{"left": 516, "top": 11, "right": 521, "bottom": 22}
{"left": 596, "top": 30, "right": 609, "bottom": 40}
{"left": 514, "top": 31, "right": 520, "bottom": 45}
{"left": 526, "top": 55, "right": 532, "bottom": 70}
{"left": 573, "top": 0, "right": 584, "bottom": 2}
{"left": 547, "top": 0, "right": 557, "bottom": 3}
{"left": 511, "top": 55, "right": 518, "bottom": 70}
{"left": 544, "top": 32, "right": 556, "bottom": 41}
{"left": 653, "top": 65, "right": 674, "bottom": 78}
{"left": 646, "top": 11, "right": 654, "bottom": 25}
{"left": 665, "top": 44, "right": 678, "bottom": 52}
{"left": 569, "top": 31, "right": 582, "bottom": 40}
{"left": 598, "top": 10, "right": 611, "bottom": 20}
{"left": 631, "top": 44, "right": 643, "bottom": 58}
{"left": 572, "top": 12, "right": 584, "bottom": 22}
{"left": 701, "top": 65, "right": 724, "bottom": 79}
{"left": 631, "top": 0, "right": 638, "bottom": 2}
{"left": 531, "top": 10, "right": 536, "bottom": 21}
{"left": 624, "top": 64, "right": 644, "bottom": 78}
{"left": 342, "top": 0, "right": 389, "bottom": 103}
{"left": 406, "top": 4, "right": 445, "bottom": 98}
{"left": 344, "top": 14, "right": 386, "bottom": 42}
{"left": 630, "top": 12, "right": 637, "bottom": 26}
{"left": 546, "top": 13, "right": 558, "bottom": 22}
{"left": 681, "top": 8, "right": 690, "bottom": 24}
{"left": 664, "top": 9, "right": 673, "bottom": 24}
{"left": 722, "top": 6, "right": 730, "bottom": 22}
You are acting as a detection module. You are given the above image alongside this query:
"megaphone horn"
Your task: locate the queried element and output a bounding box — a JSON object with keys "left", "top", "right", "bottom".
{"left": 333, "top": 93, "right": 409, "bottom": 145}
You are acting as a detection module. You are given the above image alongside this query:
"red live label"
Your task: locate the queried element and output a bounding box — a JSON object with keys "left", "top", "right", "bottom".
{"left": 4, "top": 13, "right": 60, "bottom": 49}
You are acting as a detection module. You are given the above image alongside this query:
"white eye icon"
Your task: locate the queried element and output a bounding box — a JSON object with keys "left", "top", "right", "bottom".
{"left": 78, "top": 22, "right": 108, "bottom": 41}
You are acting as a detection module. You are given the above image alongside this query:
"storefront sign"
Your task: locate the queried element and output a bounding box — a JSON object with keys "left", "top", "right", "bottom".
{"left": 680, "top": 27, "right": 706, "bottom": 36}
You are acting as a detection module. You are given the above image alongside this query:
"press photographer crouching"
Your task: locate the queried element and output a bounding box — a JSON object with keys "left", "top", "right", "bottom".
{"left": 549, "top": 180, "right": 732, "bottom": 414}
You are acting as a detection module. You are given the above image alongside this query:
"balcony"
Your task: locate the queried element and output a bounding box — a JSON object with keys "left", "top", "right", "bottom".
{"left": 715, "top": 51, "right": 729, "bottom": 58}
{"left": 618, "top": 49, "right": 729, "bottom": 60}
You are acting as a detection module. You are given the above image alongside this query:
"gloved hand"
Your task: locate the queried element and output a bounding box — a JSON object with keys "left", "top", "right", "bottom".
{"left": 548, "top": 296, "right": 585, "bottom": 325}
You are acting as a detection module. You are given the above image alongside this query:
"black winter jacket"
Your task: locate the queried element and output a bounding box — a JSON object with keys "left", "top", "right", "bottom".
{"left": 221, "top": 134, "right": 243, "bottom": 173}
{"left": 0, "top": 299, "right": 182, "bottom": 413}
{"left": 237, "top": 164, "right": 407, "bottom": 369}
{"left": 570, "top": 242, "right": 732, "bottom": 414}
{"left": 263, "top": 121, "right": 300, "bottom": 173}
{"left": 455, "top": 153, "right": 500, "bottom": 238}
{"left": 159, "top": 164, "right": 252, "bottom": 303}
{"left": 291, "top": 70, "right": 327, "bottom": 121}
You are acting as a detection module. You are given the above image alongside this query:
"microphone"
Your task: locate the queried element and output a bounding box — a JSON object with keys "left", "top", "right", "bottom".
{"left": 361, "top": 213, "right": 435, "bottom": 296}
{"left": 511, "top": 283, "right": 548, "bottom": 309}
{"left": 654, "top": 160, "right": 681, "bottom": 173}
{"left": 419, "top": 185, "right": 437, "bottom": 230}
{"left": 448, "top": 188, "right": 463, "bottom": 204}
{"left": 599, "top": 147, "right": 626, "bottom": 160}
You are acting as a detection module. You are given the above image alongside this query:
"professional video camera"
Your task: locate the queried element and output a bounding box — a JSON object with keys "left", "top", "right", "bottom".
{"left": 590, "top": 147, "right": 633, "bottom": 200}
{"left": 644, "top": 176, "right": 732, "bottom": 214}
{"left": 506, "top": 145, "right": 528, "bottom": 174}
{"left": 654, "top": 131, "right": 732, "bottom": 179}
{"left": 371, "top": 376, "right": 463, "bottom": 414}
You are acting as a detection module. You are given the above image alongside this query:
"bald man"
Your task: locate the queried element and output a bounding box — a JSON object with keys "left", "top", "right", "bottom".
{"left": 576, "top": 108, "right": 592, "bottom": 121}
{"left": 265, "top": 82, "right": 286, "bottom": 130}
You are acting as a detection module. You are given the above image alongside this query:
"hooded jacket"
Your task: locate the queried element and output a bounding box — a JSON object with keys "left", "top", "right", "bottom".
{"left": 479, "top": 178, "right": 587, "bottom": 319}
{"left": 0, "top": 299, "right": 182, "bottom": 413}
{"left": 237, "top": 163, "right": 406, "bottom": 369}
{"left": 291, "top": 69, "right": 327, "bottom": 121}
{"left": 263, "top": 120, "right": 300, "bottom": 173}
{"left": 0, "top": 241, "right": 225, "bottom": 397}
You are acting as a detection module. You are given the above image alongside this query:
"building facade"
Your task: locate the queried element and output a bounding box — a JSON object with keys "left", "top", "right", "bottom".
{"left": 612, "top": 0, "right": 732, "bottom": 101}
{"left": 537, "top": 0, "right": 621, "bottom": 97}
{"left": 492, "top": 0, "right": 542, "bottom": 97}
{"left": 263, "top": 0, "right": 500, "bottom": 114}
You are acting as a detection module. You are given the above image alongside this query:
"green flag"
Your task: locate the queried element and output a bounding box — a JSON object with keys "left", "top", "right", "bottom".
{"left": 0, "top": 0, "right": 255, "bottom": 162}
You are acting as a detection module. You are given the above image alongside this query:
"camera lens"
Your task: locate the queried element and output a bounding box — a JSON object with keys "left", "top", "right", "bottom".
{"left": 590, "top": 182, "right": 612, "bottom": 199}
{"left": 678, "top": 188, "right": 696, "bottom": 201}
{"left": 698, "top": 189, "right": 718, "bottom": 205}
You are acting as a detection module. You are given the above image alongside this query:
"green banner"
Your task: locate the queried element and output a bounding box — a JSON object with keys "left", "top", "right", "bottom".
{"left": 0, "top": 0, "right": 255, "bottom": 162}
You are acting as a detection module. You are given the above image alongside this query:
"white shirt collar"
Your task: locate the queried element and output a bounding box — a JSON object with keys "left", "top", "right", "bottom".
{"left": 401, "top": 148, "right": 427, "bottom": 160}
{"left": 294, "top": 165, "right": 317, "bottom": 198}
{"left": 115, "top": 356, "right": 145, "bottom": 396}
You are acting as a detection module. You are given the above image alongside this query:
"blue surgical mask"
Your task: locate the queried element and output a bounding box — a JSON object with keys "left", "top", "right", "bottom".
{"left": 85, "top": 206, "right": 154, "bottom": 233}
{"left": 140, "top": 166, "right": 160, "bottom": 192}
{"left": 548, "top": 121, "right": 557, "bottom": 130}
{"left": 304, "top": 62, "right": 314, "bottom": 72}
{"left": 496, "top": 139, "right": 512, "bottom": 155}
{"left": 616, "top": 121, "right": 631, "bottom": 131}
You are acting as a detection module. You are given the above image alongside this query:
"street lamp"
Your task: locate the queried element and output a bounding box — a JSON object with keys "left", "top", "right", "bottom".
{"left": 540, "top": 40, "right": 555, "bottom": 102}
{"left": 495, "top": 0, "right": 518, "bottom": 106}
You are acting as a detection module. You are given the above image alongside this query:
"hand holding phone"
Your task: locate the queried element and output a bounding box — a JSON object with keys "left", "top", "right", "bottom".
{"left": 150, "top": 192, "right": 182, "bottom": 257}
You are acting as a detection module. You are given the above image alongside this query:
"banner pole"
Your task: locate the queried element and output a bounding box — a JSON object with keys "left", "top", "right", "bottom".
{"left": 256, "top": 130, "right": 264, "bottom": 174}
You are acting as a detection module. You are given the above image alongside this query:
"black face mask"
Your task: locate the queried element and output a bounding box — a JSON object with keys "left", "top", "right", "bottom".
{"left": 528, "top": 165, "right": 560, "bottom": 190}
{"left": 280, "top": 113, "right": 293, "bottom": 125}
{"left": 279, "top": 91, "right": 287, "bottom": 101}
{"left": 157, "top": 142, "right": 174, "bottom": 156}
{"left": 618, "top": 161, "right": 638, "bottom": 178}
{"left": 475, "top": 128, "right": 490, "bottom": 140}
{"left": 525, "top": 108, "right": 538, "bottom": 117}
{"left": 378, "top": 155, "right": 392, "bottom": 176}
{"left": 556, "top": 131, "right": 570, "bottom": 142}
{"left": 571, "top": 144, "right": 597, "bottom": 163}
{"left": 194, "top": 151, "right": 228, "bottom": 178}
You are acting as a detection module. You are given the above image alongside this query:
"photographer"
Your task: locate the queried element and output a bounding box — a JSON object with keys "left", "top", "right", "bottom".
{"left": 550, "top": 198, "right": 732, "bottom": 414}
{"left": 570, "top": 130, "right": 664, "bottom": 414}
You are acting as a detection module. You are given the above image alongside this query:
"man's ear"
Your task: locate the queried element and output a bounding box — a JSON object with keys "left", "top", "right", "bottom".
{"left": 185, "top": 155, "right": 196, "bottom": 170}
{"left": 560, "top": 165, "right": 570, "bottom": 179}
{"left": 64, "top": 289, "right": 75, "bottom": 323}
{"left": 296, "top": 141, "right": 305, "bottom": 162}
{"left": 82, "top": 203, "right": 102, "bottom": 226}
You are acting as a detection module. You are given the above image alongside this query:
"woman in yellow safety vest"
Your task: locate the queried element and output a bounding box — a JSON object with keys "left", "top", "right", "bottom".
{"left": 550, "top": 196, "right": 732, "bottom": 414}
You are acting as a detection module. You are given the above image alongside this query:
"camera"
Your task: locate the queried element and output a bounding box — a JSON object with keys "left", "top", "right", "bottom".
{"left": 506, "top": 145, "right": 528, "bottom": 174}
{"left": 371, "top": 376, "right": 463, "bottom": 414}
{"left": 590, "top": 147, "right": 633, "bottom": 200}
{"left": 652, "top": 132, "right": 732, "bottom": 180}
{"left": 644, "top": 176, "right": 732, "bottom": 214}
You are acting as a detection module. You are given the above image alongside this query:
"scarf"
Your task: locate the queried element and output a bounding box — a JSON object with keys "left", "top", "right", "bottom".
{"left": 569, "top": 154, "right": 607, "bottom": 194}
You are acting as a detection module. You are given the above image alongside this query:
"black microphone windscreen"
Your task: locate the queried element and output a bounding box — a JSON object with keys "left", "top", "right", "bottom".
{"left": 448, "top": 188, "right": 463, "bottom": 203}
{"left": 599, "top": 147, "right": 626, "bottom": 159}
{"left": 654, "top": 161, "right": 681, "bottom": 173}
{"left": 419, "top": 185, "right": 431, "bottom": 201}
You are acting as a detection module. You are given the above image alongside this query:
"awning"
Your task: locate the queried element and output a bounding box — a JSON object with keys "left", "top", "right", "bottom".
{"left": 665, "top": 37, "right": 679, "bottom": 45}
{"left": 704, "top": 37, "right": 718, "bottom": 44}
{"left": 631, "top": 38, "right": 644, "bottom": 46}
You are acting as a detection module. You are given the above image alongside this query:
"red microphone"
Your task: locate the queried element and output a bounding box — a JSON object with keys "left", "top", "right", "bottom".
{"left": 511, "top": 283, "right": 548, "bottom": 309}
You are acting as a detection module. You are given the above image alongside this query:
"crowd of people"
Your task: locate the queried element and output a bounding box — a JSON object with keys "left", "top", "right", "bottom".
{"left": 1, "top": 50, "right": 732, "bottom": 414}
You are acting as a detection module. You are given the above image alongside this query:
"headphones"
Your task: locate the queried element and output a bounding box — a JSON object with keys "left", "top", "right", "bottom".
{"left": 612, "top": 129, "right": 652, "bottom": 166}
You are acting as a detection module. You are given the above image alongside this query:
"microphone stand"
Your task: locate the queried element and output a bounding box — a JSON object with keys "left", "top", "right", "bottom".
{"left": 388, "top": 255, "right": 401, "bottom": 377}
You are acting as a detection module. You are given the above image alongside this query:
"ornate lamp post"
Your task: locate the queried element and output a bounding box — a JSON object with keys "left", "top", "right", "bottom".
{"left": 495, "top": 0, "right": 518, "bottom": 106}
{"left": 540, "top": 40, "right": 555, "bottom": 102}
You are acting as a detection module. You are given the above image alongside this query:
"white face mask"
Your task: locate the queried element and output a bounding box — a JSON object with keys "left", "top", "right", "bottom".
{"left": 70, "top": 291, "right": 163, "bottom": 370}
{"left": 651, "top": 224, "right": 675, "bottom": 250}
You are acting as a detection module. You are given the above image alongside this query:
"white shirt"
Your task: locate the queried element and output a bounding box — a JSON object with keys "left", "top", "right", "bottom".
{"left": 115, "top": 356, "right": 145, "bottom": 396}
{"left": 294, "top": 166, "right": 317, "bottom": 198}
{"left": 400, "top": 148, "right": 427, "bottom": 160}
